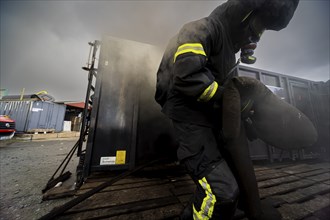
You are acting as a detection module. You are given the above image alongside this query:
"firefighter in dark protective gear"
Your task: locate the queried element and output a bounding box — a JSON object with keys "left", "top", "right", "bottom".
{"left": 155, "top": 0, "right": 299, "bottom": 219}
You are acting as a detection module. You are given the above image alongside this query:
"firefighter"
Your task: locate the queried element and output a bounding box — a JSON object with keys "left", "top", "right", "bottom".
{"left": 155, "top": 0, "right": 299, "bottom": 219}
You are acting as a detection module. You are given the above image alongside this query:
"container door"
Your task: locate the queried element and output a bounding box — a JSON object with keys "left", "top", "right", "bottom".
{"left": 289, "top": 81, "right": 317, "bottom": 158}
{"left": 54, "top": 105, "right": 66, "bottom": 132}
{"left": 48, "top": 103, "right": 57, "bottom": 130}
{"left": 27, "top": 102, "right": 46, "bottom": 131}
{"left": 290, "top": 84, "right": 315, "bottom": 121}
{"left": 84, "top": 36, "right": 163, "bottom": 175}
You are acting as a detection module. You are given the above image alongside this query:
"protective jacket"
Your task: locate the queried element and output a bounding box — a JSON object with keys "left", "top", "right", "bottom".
{"left": 155, "top": 1, "right": 300, "bottom": 219}
{"left": 155, "top": 8, "right": 237, "bottom": 127}
{"left": 155, "top": 0, "right": 299, "bottom": 127}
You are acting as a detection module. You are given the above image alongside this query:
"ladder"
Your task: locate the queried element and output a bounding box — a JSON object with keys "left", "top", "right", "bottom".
{"left": 42, "top": 40, "right": 101, "bottom": 193}
{"left": 76, "top": 40, "right": 100, "bottom": 187}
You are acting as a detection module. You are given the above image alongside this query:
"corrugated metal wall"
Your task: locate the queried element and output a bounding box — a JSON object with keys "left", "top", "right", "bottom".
{"left": 0, "top": 101, "right": 66, "bottom": 132}
{"left": 0, "top": 101, "right": 31, "bottom": 132}
{"left": 237, "top": 65, "right": 329, "bottom": 161}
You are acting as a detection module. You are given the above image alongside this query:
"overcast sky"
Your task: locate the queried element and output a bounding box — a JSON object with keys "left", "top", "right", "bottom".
{"left": 1, "top": 0, "right": 329, "bottom": 101}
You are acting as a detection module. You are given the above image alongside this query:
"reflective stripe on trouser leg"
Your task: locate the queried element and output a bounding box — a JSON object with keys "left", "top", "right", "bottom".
{"left": 193, "top": 177, "right": 216, "bottom": 220}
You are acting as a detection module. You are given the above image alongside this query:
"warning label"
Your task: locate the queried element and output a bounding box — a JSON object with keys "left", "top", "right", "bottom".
{"left": 115, "top": 150, "right": 126, "bottom": 165}
{"left": 100, "top": 156, "right": 116, "bottom": 165}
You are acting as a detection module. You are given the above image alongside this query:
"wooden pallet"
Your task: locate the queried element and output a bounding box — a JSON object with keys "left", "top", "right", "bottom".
{"left": 46, "top": 161, "right": 330, "bottom": 220}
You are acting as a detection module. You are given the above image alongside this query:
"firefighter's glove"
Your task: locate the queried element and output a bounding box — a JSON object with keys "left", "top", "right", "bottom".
{"left": 240, "top": 43, "right": 257, "bottom": 64}
{"left": 217, "top": 85, "right": 226, "bottom": 99}
{"left": 213, "top": 85, "right": 226, "bottom": 109}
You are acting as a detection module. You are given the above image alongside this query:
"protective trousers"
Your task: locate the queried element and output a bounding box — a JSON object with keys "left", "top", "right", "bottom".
{"left": 172, "top": 120, "right": 239, "bottom": 220}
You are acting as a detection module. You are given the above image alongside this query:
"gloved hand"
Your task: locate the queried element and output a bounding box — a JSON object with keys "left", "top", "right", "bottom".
{"left": 244, "top": 117, "right": 258, "bottom": 141}
{"left": 240, "top": 42, "right": 257, "bottom": 64}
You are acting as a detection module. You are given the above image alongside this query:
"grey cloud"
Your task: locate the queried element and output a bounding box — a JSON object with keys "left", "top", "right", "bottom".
{"left": 0, "top": 1, "right": 329, "bottom": 101}
{"left": 245, "top": 1, "right": 329, "bottom": 81}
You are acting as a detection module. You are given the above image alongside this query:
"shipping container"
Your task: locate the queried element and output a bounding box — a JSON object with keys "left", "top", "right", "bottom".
{"left": 237, "top": 65, "right": 329, "bottom": 161}
{"left": 80, "top": 36, "right": 329, "bottom": 179}
{"left": 0, "top": 101, "right": 66, "bottom": 133}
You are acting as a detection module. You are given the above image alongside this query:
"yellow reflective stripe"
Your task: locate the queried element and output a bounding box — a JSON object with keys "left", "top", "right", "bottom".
{"left": 241, "top": 10, "right": 253, "bottom": 23}
{"left": 193, "top": 204, "right": 204, "bottom": 220}
{"left": 174, "top": 43, "right": 206, "bottom": 62}
{"left": 248, "top": 56, "right": 256, "bottom": 61}
{"left": 36, "top": 90, "right": 48, "bottom": 95}
{"left": 241, "top": 99, "right": 252, "bottom": 112}
{"left": 193, "top": 177, "right": 217, "bottom": 220}
{"left": 197, "top": 81, "right": 218, "bottom": 102}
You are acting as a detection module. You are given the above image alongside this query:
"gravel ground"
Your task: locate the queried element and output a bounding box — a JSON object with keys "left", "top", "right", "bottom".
{"left": 0, "top": 138, "right": 79, "bottom": 220}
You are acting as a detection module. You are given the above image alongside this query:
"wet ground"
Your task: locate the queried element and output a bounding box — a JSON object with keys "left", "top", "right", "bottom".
{"left": 0, "top": 138, "right": 79, "bottom": 220}
{"left": 51, "top": 160, "right": 330, "bottom": 220}
{"left": 1, "top": 138, "right": 329, "bottom": 220}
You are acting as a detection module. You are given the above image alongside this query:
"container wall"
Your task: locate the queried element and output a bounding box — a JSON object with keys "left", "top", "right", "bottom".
{"left": 309, "top": 81, "right": 330, "bottom": 158}
{"left": 84, "top": 36, "right": 169, "bottom": 175}
{"left": 27, "top": 102, "right": 66, "bottom": 132}
{"left": 0, "top": 101, "right": 32, "bottom": 132}
{"left": 237, "top": 65, "right": 328, "bottom": 161}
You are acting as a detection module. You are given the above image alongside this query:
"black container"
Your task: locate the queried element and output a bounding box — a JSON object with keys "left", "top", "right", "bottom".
{"left": 238, "top": 65, "right": 329, "bottom": 161}
{"left": 83, "top": 36, "right": 176, "bottom": 177}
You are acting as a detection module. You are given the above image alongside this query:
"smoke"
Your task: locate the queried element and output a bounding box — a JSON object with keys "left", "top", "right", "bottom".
{"left": 90, "top": 36, "right": 176, "bottom": 163}
{"left": 0, "top": 1, "right": 328, "bottom": 102}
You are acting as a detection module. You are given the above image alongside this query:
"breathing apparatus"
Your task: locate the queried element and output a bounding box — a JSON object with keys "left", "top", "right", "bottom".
{"left": 240, "top": 11, "right": 266, "bottom": 64}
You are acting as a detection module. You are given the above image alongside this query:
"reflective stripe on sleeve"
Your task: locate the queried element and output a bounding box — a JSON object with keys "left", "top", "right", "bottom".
{"left": 174, "top": 43, "right": 206, "bottom": 62}
{"left": 197, "top": 81, "right": 218, "bottom": 102}
{"left": 193, "top": 177, "right": 217, "bottom": 220}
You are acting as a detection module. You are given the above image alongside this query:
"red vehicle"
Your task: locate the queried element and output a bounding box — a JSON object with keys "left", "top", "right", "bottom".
{"left": 0, "top": 115, "right": 15, "bottom": 140}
